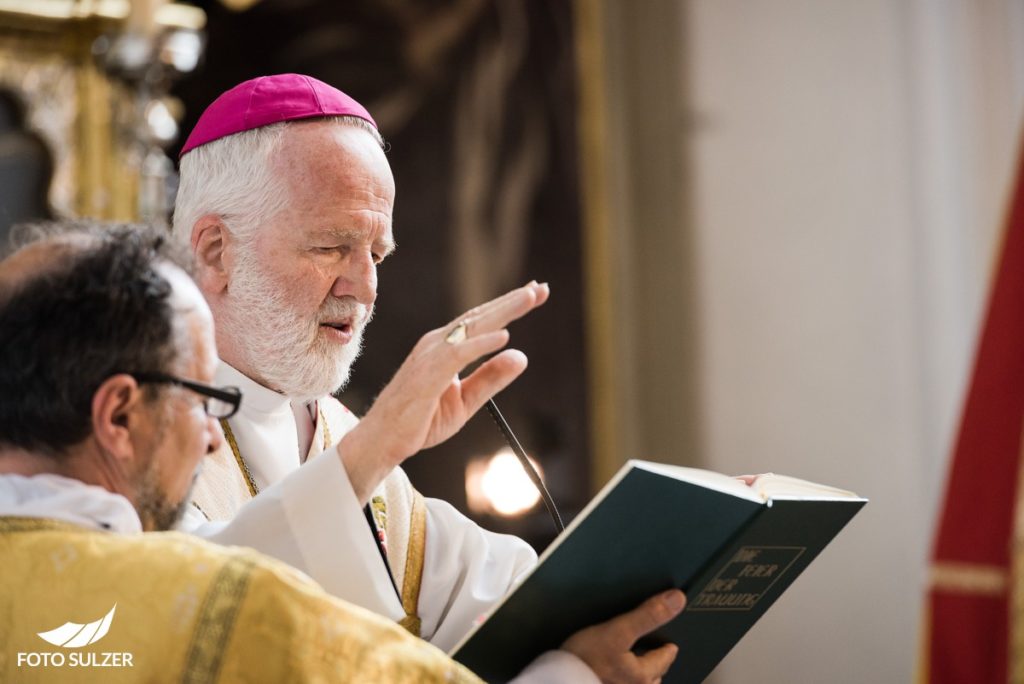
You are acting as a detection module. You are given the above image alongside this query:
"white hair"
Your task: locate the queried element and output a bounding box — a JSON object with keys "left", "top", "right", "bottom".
{"left": 172, "top": 116, "right": 384, "bottom": 246}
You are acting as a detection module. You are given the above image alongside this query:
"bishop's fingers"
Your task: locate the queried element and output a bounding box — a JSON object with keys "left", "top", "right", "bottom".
{"left": 457, "top": 349, "right": 529, "bottom": 416}
{"left": 451, "top": 282, "right": 549, "bottom": 342}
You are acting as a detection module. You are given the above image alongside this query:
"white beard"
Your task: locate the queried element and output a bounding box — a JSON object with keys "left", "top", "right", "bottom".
{"left": 220, "top": 245, "right": 371, "bottom": 402}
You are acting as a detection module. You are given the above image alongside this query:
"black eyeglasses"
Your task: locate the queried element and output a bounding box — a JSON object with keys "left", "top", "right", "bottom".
{"left": 130, "top": 372, "right": 242, "bottom": 420}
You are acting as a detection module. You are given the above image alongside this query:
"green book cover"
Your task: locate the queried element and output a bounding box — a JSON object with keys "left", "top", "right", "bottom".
{"left": 450, "top": 460, "right": 867, "bottom": 683}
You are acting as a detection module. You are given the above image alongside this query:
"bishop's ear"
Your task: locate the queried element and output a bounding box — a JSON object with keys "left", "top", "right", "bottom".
{"left": 90, "top": 374, "right": 147, "bottom": 464}
{"left": 191, "top": 215, "right": 230, "bottom": 295}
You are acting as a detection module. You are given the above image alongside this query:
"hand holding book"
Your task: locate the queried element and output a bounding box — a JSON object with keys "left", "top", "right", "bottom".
{"left": 562, "top": 589, "right": 686, "bottom": 683}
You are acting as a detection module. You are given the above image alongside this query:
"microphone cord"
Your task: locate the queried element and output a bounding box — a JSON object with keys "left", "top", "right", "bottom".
{"left": 484, "top": 399, "right": 565, "bottom": 534}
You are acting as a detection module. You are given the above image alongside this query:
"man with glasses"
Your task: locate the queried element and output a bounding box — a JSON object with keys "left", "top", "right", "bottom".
{"left": 0, "top": 223, "right": 483, "bottom": 681}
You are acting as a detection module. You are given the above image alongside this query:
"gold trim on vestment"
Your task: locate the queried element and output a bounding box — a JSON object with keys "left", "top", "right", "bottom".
{"left": 182, "top": 555, "right": 257, "bottom": 683}
{"left": 321, "top": 407, "right": 332, "bottom": 450}
{"left": 220, "top": 418, "right": 258, "bottom": 497}
{"left": 398, "top": 490, "right": 426, "bottom": 637}
{"left": 0, "top": 516, "right": 85, "bottom": 534}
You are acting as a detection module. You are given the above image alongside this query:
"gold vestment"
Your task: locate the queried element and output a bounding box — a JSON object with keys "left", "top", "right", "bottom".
{"left": 0, "top": 516, "right": 479, "bottom": 683}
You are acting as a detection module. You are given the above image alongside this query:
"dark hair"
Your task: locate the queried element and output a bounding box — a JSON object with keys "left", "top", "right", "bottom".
{"left": 0, "top": 223, "right": 190, "bottom": 455}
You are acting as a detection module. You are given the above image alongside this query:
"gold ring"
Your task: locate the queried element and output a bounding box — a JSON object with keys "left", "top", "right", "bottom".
{"left": 445, "top": 321, "right": 468, "bottom": 344}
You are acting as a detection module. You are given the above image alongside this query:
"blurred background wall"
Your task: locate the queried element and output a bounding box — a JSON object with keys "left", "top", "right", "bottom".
{"left": 584, "top": 1, "right": 1024, "bottom": 681}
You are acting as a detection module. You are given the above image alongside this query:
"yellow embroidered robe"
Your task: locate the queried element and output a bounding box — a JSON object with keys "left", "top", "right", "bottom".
{"left": 0, "top": 516, "right": 476, "bottom": 683}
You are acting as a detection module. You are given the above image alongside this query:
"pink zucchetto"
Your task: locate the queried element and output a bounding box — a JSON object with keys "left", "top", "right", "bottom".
{"left": 179, "top": 73, "right": 376, "bottom": 157}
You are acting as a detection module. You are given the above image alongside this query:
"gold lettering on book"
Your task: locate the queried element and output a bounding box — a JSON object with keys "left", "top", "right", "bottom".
{"left": 737, "top": 563, "right": 779, "bottom": 578}
{"left": 690, "top": 546, "right": 805, "bottom": 612}
{"left": 692, "top": 592, "right": 760, "bottom": 609}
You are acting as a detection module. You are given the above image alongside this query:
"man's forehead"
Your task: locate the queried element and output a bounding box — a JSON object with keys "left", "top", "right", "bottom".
{"left": 269, "top": 123, "right": 396, "bottom": 242}
{"left": 278, "top": 121, "right": 392, "bottom": 176}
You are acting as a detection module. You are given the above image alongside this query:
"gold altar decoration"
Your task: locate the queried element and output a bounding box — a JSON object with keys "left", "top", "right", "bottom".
{"left": 0, "top": 0, "right": 204, "bottom": 223}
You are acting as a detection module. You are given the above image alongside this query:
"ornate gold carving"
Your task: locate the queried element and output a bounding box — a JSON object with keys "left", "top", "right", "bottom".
{"left": 0, "top": 7, "right": 130, "bottom": 220}
{"left": 0, "top": 3, "right": 204, "bottom": 223}
{"left": 0, "top": 54, "right": 77, "bottom": 218}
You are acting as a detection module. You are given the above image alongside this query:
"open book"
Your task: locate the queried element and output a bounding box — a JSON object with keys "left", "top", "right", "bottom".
{"left": 450, "top": 460, "right": 866, "bottom": 683}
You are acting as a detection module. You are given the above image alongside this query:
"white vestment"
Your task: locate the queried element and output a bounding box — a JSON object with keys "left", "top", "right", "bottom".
{"left": 178, "top": 363, "right": 596, "bottom": 682}
{"left": 0, "top": 473, "right": 140, "bottom": 534}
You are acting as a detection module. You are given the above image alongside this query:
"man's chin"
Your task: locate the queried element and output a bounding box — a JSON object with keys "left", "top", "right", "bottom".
{"left": 286, "top": 371, "right": 351, "bottom": 403}
{"left": 275, "top": 351, "right": 358, "bottom": 401}
{"left": 138, "top": 494, "right": 192, "bottom": 532}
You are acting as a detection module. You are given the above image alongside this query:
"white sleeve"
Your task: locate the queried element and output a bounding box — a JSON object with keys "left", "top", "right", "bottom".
{"left": 419, "top": 497, "right": 538, "bottom": 651}
{"left": 510, "top": 651, "right": 600, "bottom": 684}
{"left": 177, "top": 449, "right": 405, "bottom": 623}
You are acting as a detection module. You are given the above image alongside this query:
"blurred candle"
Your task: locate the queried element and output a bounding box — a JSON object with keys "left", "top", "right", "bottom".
{"left": 466, "top": 448, "right": 542, "bottom": 517}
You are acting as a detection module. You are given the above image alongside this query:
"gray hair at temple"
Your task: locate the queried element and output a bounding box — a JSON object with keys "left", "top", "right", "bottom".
{"left": 172, "top": 116, "right": 384, "bottom": 246}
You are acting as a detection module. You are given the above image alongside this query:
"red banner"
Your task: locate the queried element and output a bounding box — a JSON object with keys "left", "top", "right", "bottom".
{"left": 925, "top": 129, "right": 1024, "bottom": 683}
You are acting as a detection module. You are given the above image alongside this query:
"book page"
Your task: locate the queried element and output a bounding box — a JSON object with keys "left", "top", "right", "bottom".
{"left": 753, "top": 473, "right": 860, "bottom": 500}
{"left": 633, "top": 461, "right": 860, "bottom": 502}
{"left": 633, "top": 462, "right": 766, "bottom": 502}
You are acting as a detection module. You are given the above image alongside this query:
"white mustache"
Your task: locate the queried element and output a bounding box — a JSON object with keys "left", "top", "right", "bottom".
{"left": 318, "top": 298, "right": 373, "bottom": 328}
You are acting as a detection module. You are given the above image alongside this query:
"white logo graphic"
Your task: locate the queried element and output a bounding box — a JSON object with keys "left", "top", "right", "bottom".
{"left": 36, "top": 605, "right": 117, "bottom": 648}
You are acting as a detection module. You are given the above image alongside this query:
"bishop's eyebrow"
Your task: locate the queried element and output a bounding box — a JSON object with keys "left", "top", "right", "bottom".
{"left": 378, "top": 236, "right": 397, "bottom": 257}
{"left": 313, "top": 229, "right": 396, "bottom": 257}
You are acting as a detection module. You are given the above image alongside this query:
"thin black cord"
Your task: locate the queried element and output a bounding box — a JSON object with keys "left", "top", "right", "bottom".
{"left": 484, "top": 399, "right": 565, "bottom": 534}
